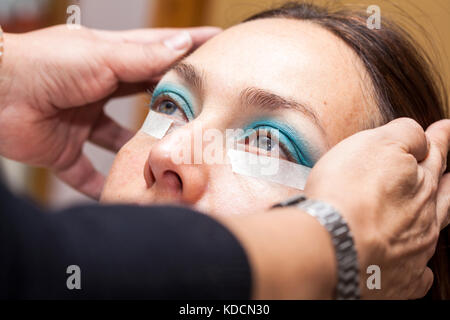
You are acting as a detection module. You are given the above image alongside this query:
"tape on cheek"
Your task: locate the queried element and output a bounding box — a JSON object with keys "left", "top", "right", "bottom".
{"left": 227, "top": 149, "right": 311, "bottom": 190}
{"left": 140, "top": 110, "right": 174, "bottom": 139}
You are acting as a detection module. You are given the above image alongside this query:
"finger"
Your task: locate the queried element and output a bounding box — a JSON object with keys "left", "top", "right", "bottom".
{"left": 436, "top": 172, "right": 450, "bottom": 230}
{"left": 378, "top": 118, "right": 429, "bottom": 162}
{"left": 422, "top": 119, "right": 450, "bottom": 180}
{"left": 89, "top": 112, "right": 134, "bottom": 153}
{"left": 55, "top": 153, "right": 105, "bottom": 200}
{"left": 409, "top": 267, "right": 434, "bottom": 299}
{"left": 105, "top": 31, "right": 193, "bottom": 82}
{"left": 110, "top": 82, "right": 151, "bottom": 98}
{"left": 93, "top": 27, "right": 221, "bottom": 49}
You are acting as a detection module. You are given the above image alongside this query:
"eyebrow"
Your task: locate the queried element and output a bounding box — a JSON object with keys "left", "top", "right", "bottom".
{"left": 172, "top": 62, "right": 204, "bottom": 94}
{"left": 239, "top": 87, "right": 321, "bottom": 127}
{"left": 170, "top": 61, "right": 323, "bottom": 129}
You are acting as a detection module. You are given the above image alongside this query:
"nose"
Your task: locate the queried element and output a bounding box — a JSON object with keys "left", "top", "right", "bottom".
{"left": 144, "top": 126, "right": 209, "bottom": 204}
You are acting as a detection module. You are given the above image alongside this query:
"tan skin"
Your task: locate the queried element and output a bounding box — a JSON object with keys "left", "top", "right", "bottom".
{"left": 0, "top": 25, "right": 222, "bottom": 198}
{"left": 100, "top": 19, "right": 450, "bottom": 299}
{"left": 101, "top": 19, "right": 380, "bottom": 213}
{"left": 0, "top": 22, "right": 449, "bottom": 299}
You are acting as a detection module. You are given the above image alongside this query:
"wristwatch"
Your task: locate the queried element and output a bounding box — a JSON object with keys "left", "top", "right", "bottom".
{"left": 272, "top": 195, "right": 361, "bottom": 300}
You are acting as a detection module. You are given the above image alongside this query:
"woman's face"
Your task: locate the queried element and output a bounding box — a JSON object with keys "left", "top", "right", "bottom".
{"left": 101, "top": 18, "right": 379, "bottom": 215}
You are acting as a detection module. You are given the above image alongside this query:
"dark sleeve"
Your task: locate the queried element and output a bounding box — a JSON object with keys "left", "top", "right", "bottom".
{"left": 0, "top": 183, "right": 251, "bottom": 299}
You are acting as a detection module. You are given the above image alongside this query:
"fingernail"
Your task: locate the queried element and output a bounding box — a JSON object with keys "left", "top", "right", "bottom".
{"left": 163, "top": 31, "right": 192, "bottom": 51}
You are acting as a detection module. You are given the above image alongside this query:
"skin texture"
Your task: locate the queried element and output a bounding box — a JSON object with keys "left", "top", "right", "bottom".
{"left": 222, "top": 118, "right": 450, "bottom": 299}
{"left": 0, "top": 25, "right": 221, "bottom": 198}
{"left": 0, "top": 21, "right": 449, "bottom": 299}
{"left": 100, "top": 19, "right": 450, "bottom": 299}
{"left": 101, "top": 18, "right": 380, "bottom": 215}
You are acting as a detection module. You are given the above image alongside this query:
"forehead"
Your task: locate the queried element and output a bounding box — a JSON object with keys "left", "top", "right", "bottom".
{"left": 182, "top": 18, "right": 377, "bottom": 144}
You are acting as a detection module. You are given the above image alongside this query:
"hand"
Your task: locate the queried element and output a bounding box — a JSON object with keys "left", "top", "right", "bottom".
{"left": 304, "top": 118, "right": 450, "bottom": 299}
{"left": 0, "top": 25, "right": 220, "bottom": 199}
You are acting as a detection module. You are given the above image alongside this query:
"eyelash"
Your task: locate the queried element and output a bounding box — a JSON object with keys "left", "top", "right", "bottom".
{"left": 241, "top": 127, "right": 300, "bottom": 164}
{"left": 150, "top": 94, "right": 307, "bottom": 165}
{"left": 150, "top": 91, "right": 194, "bottom": 120}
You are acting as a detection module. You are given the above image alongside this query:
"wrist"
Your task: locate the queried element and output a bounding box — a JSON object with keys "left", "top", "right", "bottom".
{"left": 272, "top": 194, "right": 362, "bottom": 299}
{"left": 218, "top": 208, "right": 336, "bottom": 299}
{"left": 284, "top": 208, "right": 338, "bottom": 299}
{"left": 296, "top": 198, "right": 361, "bottom": 299}
{"left": 304, "top": 189, "right": 369, "bottom": 295}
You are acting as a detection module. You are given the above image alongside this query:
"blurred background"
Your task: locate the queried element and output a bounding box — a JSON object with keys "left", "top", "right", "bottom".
{"left": 1, "top": 0, "right": 449, "bottom": 209}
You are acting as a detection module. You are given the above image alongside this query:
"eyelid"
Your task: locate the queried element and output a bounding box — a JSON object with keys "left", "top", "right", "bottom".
{"left": 150, "top": 93, "right": 194, "bottom": 121}
{"left": 235, "top": 128, "right": 284, "bottom": 162}
{"left": 253, "top": 126, "right": 300, "bottom": 163}
{"left": 245, "top": 121, "right": 314, "bottom": 167}
{"left": 151, "top": 84, "right": 195, "bottom": 120}
{"left": 264, "top": 129, "right": 299, "bottom": 163}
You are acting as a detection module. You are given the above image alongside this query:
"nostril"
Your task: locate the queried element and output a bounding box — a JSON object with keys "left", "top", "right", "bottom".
{"left": 144, "top": 158, "right": 155, "bottom": 188}
{"left": 163, "top": 170, "right": 183, "bottom": 191}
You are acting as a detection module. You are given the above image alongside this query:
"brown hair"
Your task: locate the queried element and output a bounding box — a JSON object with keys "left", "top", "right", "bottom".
{"left": 244, "top": 1, "right": 449, "bottom": 299}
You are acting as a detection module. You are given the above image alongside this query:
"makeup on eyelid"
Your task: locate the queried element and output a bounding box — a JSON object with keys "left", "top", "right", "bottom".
{"left": 242, "top": 119, "right": 315, "bottom": 167}
{"left": 149, "top": 82, "right": 317, "bottom": 167}
{"left": 150, "top": 82, "right": 195, "bottom": 120}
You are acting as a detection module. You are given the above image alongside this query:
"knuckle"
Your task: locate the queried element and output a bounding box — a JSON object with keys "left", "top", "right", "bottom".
{"left": 430, "top": 223, "right": 440, "bottom": 244}
{"left": 425, "top": 171, "right": 439, "bottom": 196}
{"left": 432, "top": 144, "right": 446, "bottom": 174}
{"left": 404, "top": 152, "right": 419, "bottom": 169}
{"left": 426, "top": 242, "right": 437, "bottom": 260}
{"left": 399, "top": 117, "right": 423, "bottom": 133}
{"left": 400, "top": 153, "right": 419, "bottom": 184}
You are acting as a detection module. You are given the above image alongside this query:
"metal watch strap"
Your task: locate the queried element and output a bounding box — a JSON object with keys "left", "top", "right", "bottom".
{"left": 272, "top": 195, "right": 361, "bottom": 300}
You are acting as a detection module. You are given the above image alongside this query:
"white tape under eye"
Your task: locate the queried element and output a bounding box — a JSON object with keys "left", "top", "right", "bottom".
{"left": 227, "top": 149, "right": 311, "bottom": 190}
{"left": 140, "top": 110, "right": 174, "bottom": 139}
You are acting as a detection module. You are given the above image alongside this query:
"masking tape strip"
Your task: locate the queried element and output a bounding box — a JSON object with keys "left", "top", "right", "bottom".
{"left": 227, "top": 149, "right": 311, "bottom": 190}
{"left": 141, "top": 110, "right": 173, "bottom": 139}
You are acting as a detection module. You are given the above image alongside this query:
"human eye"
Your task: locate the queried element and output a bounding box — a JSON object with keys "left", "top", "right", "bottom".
{"left": 150, "top": 94, "right": 189, "bottom": 122}
{"left": 243, "top": 127, "right": 294, "bottom": 162}
{"left": 240, "top": 121, "right": 314, "bottom": 167}
{"left": 149, "top": 84, "right": 195, "bottom": 122}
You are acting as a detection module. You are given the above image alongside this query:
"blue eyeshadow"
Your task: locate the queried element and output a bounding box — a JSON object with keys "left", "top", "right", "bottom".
{"left": 243, "top": 119, "right": 315, "bottom": 167}
{"left": 150, "top": 82, "right": 195, "bottom": 120}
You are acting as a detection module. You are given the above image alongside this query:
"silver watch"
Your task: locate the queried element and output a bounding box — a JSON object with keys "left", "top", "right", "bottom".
{"left": 272, "top": 195, "right": 361, "bottom": 300}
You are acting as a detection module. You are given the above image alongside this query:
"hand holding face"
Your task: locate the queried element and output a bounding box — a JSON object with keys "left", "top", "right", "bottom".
{"left": 305, "top": 118, "right": 450, "bottom": 299}
{"left": 0, "top": 25, "right": 220, "bottom": 198}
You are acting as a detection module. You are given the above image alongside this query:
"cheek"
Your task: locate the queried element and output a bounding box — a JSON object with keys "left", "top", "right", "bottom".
{"left": 195, "top": 167, "right": 301, "bottom": 216}
{"left": 101, "top": 134, "right": 154, "bottom": 204}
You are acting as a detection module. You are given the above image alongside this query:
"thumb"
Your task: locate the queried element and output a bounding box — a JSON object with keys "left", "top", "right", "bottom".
{"left": 105, "top": 31, "right": 193, "bottom": 82}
